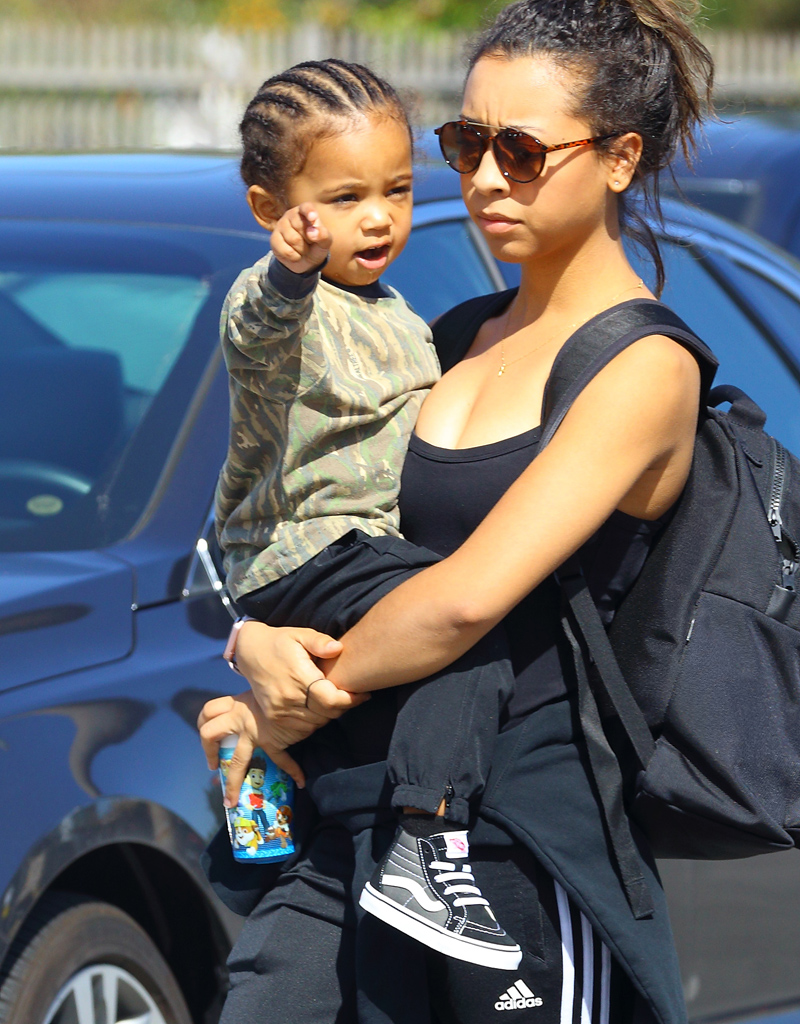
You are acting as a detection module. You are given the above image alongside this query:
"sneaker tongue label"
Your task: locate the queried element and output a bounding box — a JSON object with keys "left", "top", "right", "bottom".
{"left": 443, "top": 832, "right": 469, "bottom": 859}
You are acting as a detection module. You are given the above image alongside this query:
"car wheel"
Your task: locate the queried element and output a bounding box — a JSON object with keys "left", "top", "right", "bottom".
{"left": 0, "top": 891, "right": 192, "bottom": 1024}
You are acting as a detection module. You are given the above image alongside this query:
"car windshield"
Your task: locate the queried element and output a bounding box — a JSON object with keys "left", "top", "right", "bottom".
{"left": 0, "top": 221, "right": 245, "bottom": 554}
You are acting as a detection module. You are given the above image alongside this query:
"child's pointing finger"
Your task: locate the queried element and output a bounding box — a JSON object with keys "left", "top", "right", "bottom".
{"left": 297, "top": 203, "right": 331, "bottom": 247}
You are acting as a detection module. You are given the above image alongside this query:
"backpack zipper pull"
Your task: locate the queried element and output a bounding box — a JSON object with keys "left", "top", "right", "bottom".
{"left": 768, "top": 506, "right": 784, "bottom": 547}
{"left": 768, "top": 439, "right": 798, "bottom": 581}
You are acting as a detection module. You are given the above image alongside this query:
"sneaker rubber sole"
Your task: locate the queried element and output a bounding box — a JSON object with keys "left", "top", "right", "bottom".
{"left": 359, "top": 882, "right": 523, "bottom": 971}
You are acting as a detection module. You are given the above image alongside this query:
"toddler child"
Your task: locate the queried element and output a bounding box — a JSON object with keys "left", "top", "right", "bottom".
{"left": 213, "top": 57, "right": 520, "bottom": 971}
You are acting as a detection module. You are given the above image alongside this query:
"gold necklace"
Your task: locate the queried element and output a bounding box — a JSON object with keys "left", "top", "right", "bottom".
{"left": 497, "top": 279, "right": 645, "bottom": 377}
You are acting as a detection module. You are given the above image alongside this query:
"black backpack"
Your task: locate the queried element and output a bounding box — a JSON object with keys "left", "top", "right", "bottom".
{"left": 433, "top": 293, "right": 800, "bottom": 919}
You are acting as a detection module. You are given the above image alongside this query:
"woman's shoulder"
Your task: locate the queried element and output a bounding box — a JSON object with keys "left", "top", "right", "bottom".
{"left": 565, "top": 330, "right": 702, "bottom": 451}
{"left": 601, "top": 331, "right": 702, "bottom": 393}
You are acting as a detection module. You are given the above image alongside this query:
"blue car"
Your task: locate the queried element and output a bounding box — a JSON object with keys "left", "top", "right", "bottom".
{"left": 668, "top": 111, "right": 800, "bottom": 261}
{"left": 1, "top": 153, "right": 800, "bottom": 1024}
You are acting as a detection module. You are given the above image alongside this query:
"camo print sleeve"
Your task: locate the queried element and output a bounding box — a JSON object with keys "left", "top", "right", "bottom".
{"left": 221, "top": 254, "right": 322, "bottom": 403}
{"left": 215, "top": 258, "right": 441, "bottom": 601}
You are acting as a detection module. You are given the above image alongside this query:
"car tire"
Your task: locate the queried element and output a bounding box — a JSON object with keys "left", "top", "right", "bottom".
{"left": 0, "top": 890, "right": 192, "bottom": 1024}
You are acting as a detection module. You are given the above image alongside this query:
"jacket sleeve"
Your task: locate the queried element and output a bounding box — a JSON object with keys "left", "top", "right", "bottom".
{"left": 221, "top": 254, "right": 322, "bottom": 400}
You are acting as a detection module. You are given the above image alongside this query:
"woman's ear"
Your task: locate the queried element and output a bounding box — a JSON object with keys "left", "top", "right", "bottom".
{"left": 247, "top": 185, "right": 284, "bottom": 231}
{"left": 605, "top": 132, "right": 643, "bottom": 193}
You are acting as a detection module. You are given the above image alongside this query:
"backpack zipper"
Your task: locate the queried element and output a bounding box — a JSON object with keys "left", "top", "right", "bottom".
{"left": 768, "top": 439, "right": 798, "bottom": 588}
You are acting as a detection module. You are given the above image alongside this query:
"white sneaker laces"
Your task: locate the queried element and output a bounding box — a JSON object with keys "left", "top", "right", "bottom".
{"left": 429, "top": 860, "right": 489, "bottom": 907}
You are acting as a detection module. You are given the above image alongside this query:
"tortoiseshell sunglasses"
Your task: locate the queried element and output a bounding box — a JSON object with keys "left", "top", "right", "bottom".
{"left": 434, "top": 120, "right": 616, "bottom": 184}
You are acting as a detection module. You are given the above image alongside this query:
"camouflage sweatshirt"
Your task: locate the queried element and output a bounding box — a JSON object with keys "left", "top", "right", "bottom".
{"left": 215, "top": 254, "right": 441, "bottom": 601}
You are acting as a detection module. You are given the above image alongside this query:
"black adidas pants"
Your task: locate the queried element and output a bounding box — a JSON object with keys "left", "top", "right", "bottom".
{"left": 219, "top": 817, "right": 633, "bottom": 1024}
{"left": 237, "top": 530, "right": 515, "bottom": 825}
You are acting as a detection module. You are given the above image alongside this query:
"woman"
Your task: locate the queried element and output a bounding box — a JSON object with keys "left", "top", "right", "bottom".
{"left": 200, "top": 1, "right": 713, "bottom": 1021}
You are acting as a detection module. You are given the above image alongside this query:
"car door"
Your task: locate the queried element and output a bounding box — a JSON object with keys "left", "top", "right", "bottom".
{"left": 384, "top": 200, "right": 506, "bottom": 320}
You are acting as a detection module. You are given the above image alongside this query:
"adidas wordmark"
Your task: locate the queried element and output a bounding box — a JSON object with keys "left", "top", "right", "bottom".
{"left": 495, "top": 979, "right": 544, "bottom": 1011}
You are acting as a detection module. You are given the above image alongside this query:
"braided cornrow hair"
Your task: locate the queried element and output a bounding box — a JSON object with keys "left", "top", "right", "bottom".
{"left": 240, "top": 58, "right": 413, "bottom": 203}
{"left": 467, "top": 0, "right": 714, "bottom": 294}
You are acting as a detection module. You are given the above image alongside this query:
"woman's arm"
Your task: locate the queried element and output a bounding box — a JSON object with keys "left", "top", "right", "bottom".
{"left": 325, "top": 335, "right": 700, "bottom": 691}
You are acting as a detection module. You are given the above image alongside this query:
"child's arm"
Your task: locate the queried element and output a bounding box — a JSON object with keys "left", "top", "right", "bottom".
{"left": 223, "top": 203, "right": 332, "bottom": 392}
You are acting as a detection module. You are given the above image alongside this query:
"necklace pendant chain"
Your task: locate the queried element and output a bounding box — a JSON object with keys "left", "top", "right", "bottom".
{"left": 497, "top": 278, "right": 643, "bottom": 378}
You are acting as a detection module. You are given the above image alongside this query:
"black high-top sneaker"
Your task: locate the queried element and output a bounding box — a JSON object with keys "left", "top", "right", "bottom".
{"left": 359, "top": 827, "right": 522, "bottom": 970}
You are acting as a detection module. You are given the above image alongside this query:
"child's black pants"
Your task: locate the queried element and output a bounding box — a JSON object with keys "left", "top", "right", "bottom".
{"left": 236, "top": 529, "right": 514, "bottom": 824}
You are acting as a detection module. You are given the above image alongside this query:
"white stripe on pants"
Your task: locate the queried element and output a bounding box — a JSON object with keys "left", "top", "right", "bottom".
{"left": 555, "top": 881, "right": 612, "bottom": 1024}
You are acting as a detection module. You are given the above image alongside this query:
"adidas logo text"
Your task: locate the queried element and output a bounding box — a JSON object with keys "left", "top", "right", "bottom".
{"left": 495, "top": 980, "right": 543, "bottom": 1011}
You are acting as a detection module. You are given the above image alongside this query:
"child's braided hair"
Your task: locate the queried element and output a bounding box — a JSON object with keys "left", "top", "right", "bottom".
{"left": 240, "top": 58, "right": 413, "bottom": 204}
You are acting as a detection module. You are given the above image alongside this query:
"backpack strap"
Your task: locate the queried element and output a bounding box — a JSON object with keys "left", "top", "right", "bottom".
{"left": 540, "top": 298, "right": 718, "bottom": 449}
{"left": 545, "top": 300, "right": 717, "bottom": 920}
{"left": 431, "top": 289, "right": 517, "bottom": 373}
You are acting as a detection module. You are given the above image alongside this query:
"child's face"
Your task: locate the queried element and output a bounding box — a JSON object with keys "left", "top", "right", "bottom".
{"left": 285, "top": 114, "right": 413, "bottom": 287}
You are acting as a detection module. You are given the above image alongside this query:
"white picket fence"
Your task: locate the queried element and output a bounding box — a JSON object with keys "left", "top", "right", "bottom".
{"left": 0, "top": 22, "right": 798, "bottom": 151}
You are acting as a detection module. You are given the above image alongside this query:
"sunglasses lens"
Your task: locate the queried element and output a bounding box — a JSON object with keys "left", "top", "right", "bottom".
{"left": 495, "top": 131, "right": 546, "bottom": 183}
{"left": 438, "top": 122, "right": 484, "bottom": 174}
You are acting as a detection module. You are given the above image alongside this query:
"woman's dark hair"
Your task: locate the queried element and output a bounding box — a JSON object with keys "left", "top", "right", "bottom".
{"left": 467, "top": 0, "right": 714, "bottom": 294}
{"left": 240, "top": 58, "right": 412, "bottom": 204}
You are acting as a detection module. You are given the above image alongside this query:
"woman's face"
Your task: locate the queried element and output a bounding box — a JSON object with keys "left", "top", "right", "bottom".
{"left": 458, "top": 55, "right": 617, "bottom": 268}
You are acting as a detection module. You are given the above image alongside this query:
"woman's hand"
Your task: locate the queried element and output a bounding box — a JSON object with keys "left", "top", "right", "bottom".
{"left": 199, "top": 622, "right": 368, "bottom": 806}
{"left": 233, "top": 619, "right": 363, "bottom": 721}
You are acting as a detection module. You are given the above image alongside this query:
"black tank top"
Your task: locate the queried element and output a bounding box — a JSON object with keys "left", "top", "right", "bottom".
{"left": 399, "top": 428, "right": 666, "bottom": 728}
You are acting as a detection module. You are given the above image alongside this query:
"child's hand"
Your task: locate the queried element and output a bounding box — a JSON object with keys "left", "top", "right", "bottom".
{"left": 271, "top": 202, "right": 332, "bottom": 275}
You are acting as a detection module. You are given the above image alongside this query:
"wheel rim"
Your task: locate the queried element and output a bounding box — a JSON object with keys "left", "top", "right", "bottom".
{"left": 43, "top": 964, "right": 168, "bottom": 1024}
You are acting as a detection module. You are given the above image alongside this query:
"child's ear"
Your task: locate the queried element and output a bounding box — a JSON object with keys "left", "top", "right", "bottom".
{"left": 247, "top": 185, "right": 284, "bottom": 231}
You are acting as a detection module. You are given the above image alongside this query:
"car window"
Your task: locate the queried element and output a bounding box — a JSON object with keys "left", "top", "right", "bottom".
{"left": 2, "top": 272, "right": 208, "bottom": 396}
{"left": 658, "top": 242, "right": 800, "bottom": 452}
{"left": 663, "top": 178, "right": 762, "bottom": 229}
{"left": 627, "top": 240, "right": 800, "bottom": 453}
{"left": 0, "top": 222, "right": 255, "bottom": 554}
{"left": 706, "top": 253, "right": 800, "bottom": 369}
{"left": 384, "top": 219, "right": 498, "bottom": 323}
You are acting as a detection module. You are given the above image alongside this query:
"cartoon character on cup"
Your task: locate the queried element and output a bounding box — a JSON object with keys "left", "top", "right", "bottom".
{"left": 266, "top": 805, "right": 293, "bottom": 848}
{"left": 233, "top": 817, "right": 263, "bottom": 856}
{"left": 244, "top": 756, "right": 271, "bottom": 838}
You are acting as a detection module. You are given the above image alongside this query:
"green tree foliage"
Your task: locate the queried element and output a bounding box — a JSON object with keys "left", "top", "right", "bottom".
{"left": 3, "top": 0, "right": 800, "bottom": 31}
{"left": 702, "top": 0, "right": 800, "bottom": 30}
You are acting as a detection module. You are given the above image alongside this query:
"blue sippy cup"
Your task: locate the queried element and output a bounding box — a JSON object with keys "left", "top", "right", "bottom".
{"left": 219, "top": 735, "right": 295, "bottom": 863}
